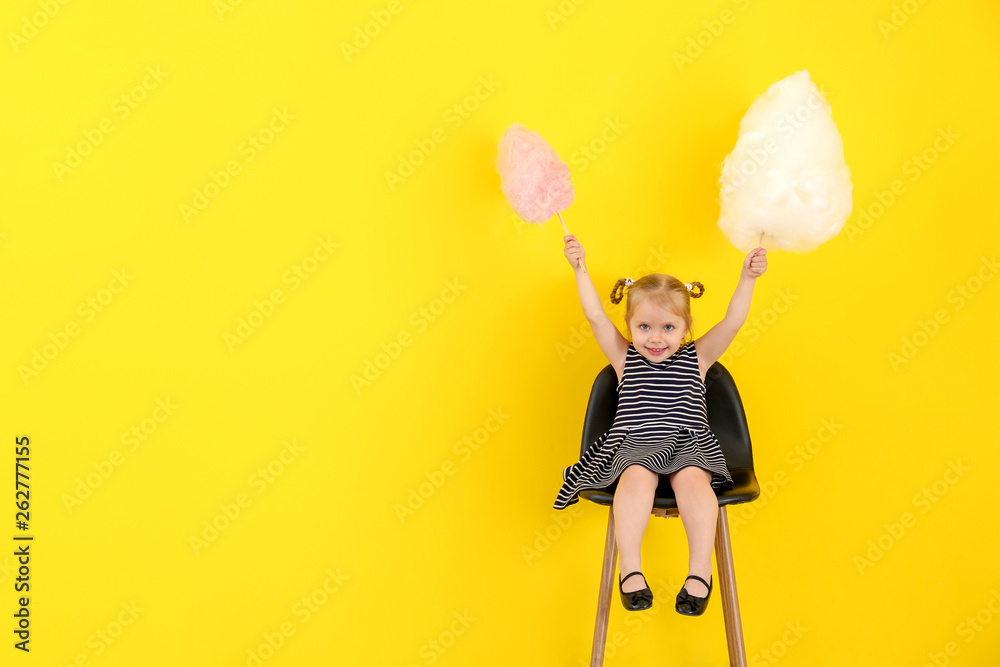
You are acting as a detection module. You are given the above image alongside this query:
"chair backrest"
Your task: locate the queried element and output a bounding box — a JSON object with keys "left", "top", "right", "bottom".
{"left": 579, "top": 362, "right": 755, "bottom": 472}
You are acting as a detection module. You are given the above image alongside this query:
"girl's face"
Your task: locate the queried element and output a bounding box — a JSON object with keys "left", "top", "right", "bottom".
{"left": 628, "top": 300, "right": 688, "bottom": 363}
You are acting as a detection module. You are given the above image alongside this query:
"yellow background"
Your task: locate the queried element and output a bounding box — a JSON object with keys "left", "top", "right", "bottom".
{"left": 2, "top": 0, "right": 999, "bottom": 665}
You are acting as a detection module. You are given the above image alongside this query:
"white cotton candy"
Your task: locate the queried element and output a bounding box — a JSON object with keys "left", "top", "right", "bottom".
{"left": 717, "top": 70, "right": 853, "bottom": 253}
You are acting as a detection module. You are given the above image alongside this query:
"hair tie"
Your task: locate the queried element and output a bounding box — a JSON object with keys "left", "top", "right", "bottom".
{"left": 625, "top": 278, "right": 634, "bottom": 286}
{"left": 684, "top": 283, "right": 692, "bottom": 290}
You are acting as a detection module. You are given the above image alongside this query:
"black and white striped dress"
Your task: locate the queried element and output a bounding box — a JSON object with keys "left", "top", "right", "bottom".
{"left": 554, "top": 340, "right": 734, "bottom": 510}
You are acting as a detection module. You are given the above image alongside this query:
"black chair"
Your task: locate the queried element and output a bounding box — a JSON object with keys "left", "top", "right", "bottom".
{"left": 578, "top": 361, "right": 759, "bottom": 667}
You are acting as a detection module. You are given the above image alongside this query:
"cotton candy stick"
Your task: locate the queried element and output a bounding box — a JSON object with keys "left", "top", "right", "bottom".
{"left": 497, "top": 122, "right": 575, "bottom": 233}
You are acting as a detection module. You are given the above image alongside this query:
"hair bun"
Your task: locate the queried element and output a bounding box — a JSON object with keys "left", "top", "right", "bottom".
{"left": 686, "top": 281, "right": 705, "bottom": 298}
{"left": 610, "top": 278, "right": 630, "bottom": 304}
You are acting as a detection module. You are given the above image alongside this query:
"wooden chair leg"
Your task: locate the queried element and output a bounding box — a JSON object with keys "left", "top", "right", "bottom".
{"left": 591, "top": 506, "right": 618, "bottom": 667}
{"left": 714, "top": 505, "right": 747, "bottom": 667}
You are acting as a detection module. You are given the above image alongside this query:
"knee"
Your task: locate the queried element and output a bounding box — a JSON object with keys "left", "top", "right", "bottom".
{"left": 620, "top": 464, "right": 658, "bottom": 489}
{"left": 669, "top": 466, "right": 711, "bottom": 493}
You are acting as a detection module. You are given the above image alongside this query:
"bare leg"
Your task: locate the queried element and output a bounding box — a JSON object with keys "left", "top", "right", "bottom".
{"left": 612, "top": 464, "right": 659, "bottom": 593}
{"left": 669, "top": 466, "right": 718, "bottom": 597}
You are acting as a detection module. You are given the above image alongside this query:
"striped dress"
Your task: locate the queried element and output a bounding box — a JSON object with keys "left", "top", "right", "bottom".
{"left": 554, "top": 340, "right": 734, "bottom": 510}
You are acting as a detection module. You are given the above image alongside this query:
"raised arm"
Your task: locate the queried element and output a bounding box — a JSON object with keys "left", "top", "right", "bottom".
{"left": 693, "top": 247, "right": 768, "bottom": 378}
{"left": 564, "top": 235, "right": 629, "bottom": 373}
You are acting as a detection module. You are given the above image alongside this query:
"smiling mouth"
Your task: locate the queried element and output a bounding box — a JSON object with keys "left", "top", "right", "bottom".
{"left": 646, "top": 347, "right": 666, "bottom": 355}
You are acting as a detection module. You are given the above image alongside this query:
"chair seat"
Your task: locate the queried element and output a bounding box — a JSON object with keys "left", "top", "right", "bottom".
{"left": 578, "top": 467, "right": 759, "bottom": 510}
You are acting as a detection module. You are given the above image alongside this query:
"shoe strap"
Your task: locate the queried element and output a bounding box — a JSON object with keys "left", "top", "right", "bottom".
{"left": 685, "top": 574, "right": 711, "bottom": 588}
{"left": 620, "top": 571, "right": 646, "bottom": 586}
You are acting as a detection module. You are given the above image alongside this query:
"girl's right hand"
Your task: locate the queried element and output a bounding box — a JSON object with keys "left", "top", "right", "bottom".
{"left": 564, "top": 234, "right": 585, "bottom": 270}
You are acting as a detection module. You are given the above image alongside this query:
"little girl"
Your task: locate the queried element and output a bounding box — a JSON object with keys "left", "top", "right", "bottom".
{"left": 553, "top": 233, "right": 767, "bottom": 616}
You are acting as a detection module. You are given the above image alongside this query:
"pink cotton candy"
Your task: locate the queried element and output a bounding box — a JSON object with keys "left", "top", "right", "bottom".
{"left": 496, "top": 122, "right": 574, "bottom": 223}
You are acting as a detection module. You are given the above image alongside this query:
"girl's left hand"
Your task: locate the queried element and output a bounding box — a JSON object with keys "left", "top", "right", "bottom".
{"left": 743, "top": 247, "right": 767, "bottom": 279}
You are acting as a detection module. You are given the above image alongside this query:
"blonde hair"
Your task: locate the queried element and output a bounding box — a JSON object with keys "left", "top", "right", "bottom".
{"left": 610, "top": 274, "right": 705, "bottom": 342}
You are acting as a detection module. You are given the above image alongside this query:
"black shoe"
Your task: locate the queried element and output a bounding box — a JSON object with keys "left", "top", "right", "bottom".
{"left": 675, "top": 574, "right": 712, "bottom": 616}
{"left": 619, "top": 571, "right": 654, "bottom": 611}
